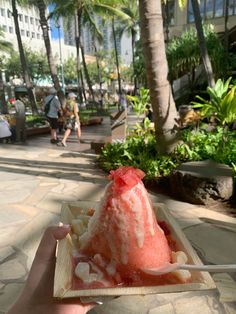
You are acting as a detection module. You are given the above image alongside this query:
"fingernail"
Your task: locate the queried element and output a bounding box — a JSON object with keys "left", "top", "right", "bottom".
{"left": 59, "top": 223, "right": 70, "bottom": 229}
{"left": 62, "top": 224, "right": 71, "bottom": 229}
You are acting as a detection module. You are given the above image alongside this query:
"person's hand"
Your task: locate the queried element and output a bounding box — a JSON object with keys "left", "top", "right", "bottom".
{"left": 7, "top": 226, "right": 95, "bottom": 314}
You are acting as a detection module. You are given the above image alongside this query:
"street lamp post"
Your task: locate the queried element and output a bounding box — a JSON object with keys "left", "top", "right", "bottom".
{"left": 56, "top": 22, "right": 65, "bottom": 93}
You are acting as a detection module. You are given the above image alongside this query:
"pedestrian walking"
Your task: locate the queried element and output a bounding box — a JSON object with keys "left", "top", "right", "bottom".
{"left": 44, "top": 88, "right": 61, "bottom": 144}
{"left": 119, "top": 90, "right": 128, "bottom": 111}
{"left": 57, "top": 92, "right": 81, "bottom": 147}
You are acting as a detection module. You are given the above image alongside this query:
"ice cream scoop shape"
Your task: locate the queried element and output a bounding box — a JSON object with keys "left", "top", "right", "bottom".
{"left": 80, "top": 166, "right": 171, "bottom": 277}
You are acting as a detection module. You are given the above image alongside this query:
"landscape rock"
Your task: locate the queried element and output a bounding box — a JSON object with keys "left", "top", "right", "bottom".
{"left": 169, "top": 160, "right": 234, "bottom": 205}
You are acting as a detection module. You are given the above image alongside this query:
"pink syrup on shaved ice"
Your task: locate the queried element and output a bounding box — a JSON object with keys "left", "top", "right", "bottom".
{"left": 72, "top": 167, "right": 189, "bottom": 289}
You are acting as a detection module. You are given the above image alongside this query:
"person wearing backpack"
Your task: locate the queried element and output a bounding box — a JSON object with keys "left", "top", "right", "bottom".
{"left": 44, "top": 88, "right": 62, "bottom": 144}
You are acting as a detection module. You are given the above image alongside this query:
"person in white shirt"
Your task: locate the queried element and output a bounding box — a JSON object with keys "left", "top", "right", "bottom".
{"left": 0, "top": 116, "right": 12, "bottom": 142}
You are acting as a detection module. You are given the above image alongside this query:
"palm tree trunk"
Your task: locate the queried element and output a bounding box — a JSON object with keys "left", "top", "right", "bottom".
{"left": 75, "top": 36, "right": 86, "bottom": 104}
{"left": 112, "top": 17, "right": 122, "bottom": 98}
{"left": 191, "top": 0, "right": 215, "bottom": 87}
{"left": 75, "top": 13, "right": 84, "bottom": 104}
{"left": 224, "top": 0, "right": 229, "bottom": 62}
{"left": 11, "top": 0, "right": 38, "bottom": 114}
{"left": 139, "top": 0, "right": 179, "bottom": 154}
{"left": 75, "top": 8, "right": 94, "bottom": 105}
{"left": 164, "top": 1, "right": 170, "bottom": 43}
{"left": 131, "top": 29, "right": 137, "bottom": 95}
{"left": 36, "top": 0, "right": 66, "bottom": 107}
{"left": 94, "top": 44, "right": 103, "bottom": 108}
{"left": 80, "top": 40, "right": 95, "bottom": 105}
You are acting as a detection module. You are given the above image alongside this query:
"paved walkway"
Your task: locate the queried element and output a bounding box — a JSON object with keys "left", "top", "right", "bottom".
{"left": 0, "top": 115, "right": 236, "bottom": 313}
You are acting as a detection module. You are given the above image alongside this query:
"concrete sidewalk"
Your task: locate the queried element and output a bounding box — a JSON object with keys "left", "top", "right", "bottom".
{"left": 0, "top": 115, "right": 236, "bottom": 313}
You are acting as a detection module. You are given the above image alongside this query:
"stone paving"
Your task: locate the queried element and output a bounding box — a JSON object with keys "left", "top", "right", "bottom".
{"left": 0, "top": 114, "right": 236, "bottom": 313}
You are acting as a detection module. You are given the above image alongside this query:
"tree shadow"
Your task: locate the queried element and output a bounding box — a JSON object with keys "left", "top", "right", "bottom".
{"left": 0, "top": 156, "right": 106, "bottom": 184}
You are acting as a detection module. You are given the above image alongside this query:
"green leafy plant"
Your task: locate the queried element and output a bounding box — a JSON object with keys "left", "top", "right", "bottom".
{"left": 167, "top": 24, "right": 226, "bottom": 82}
{"left": 129, "top": 117, "right": 154, "bottom": 142}
{"left": 192, "top": 77, "right": 236, "bottom": 126}
{"left": 99, "top": 127, "right": 236, "bottom": 183}
{"left": 127, "top": 87, "right": 150, "bottom": 116}
{"left": 26, "top": 115, "right": 48, "bottom": 128}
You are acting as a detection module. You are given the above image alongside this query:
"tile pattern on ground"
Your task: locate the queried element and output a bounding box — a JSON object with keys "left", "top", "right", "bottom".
{"left": 0, "top": 114, "right": 236, "bottom": 313}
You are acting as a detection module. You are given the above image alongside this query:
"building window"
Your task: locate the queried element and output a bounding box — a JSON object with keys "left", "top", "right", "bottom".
{"left": 30, "top": 17, "right": 34, "bottom": 24}
{"left": 187, "top": 0, "right": 234, "bottom": 22}
{"left": 228, "top": 0, "right": 236, "bottom": 15}
{"left": 21, "top": 29, "right": 25, "bottom": 36}
{"left": 215, "top": 0, "right": 224, "bottom": 17}
{"left": 206, "top": 0, "right": 214, "bottom": 18}
{"left": 26, "top": 30, "right": 30, "bottom": 37}
{"left": 9, "top": 26, "right": 13, "bottom": 33}
{"left": 1, "top": 8, "right": 5, "bottom": 16}
{"left": 19, "top": 14, "right": 23, "bottom": 21}
{"left": 7, "top": 10, "right": 11, "bottom": 18}
{"left": 25, "top": 15, "right": 28, "bottom": 23}
{"left": 2, "top": 25, "right": 7, "bottom": 32}
{"left": 32, "top": 32, "right": 35, "bottom": 38}
{"left": 37, "top": 33, "right": 40, "bottom": 39}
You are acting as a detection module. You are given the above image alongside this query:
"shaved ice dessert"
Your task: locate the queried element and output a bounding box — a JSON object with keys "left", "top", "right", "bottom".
{"left": 71, "top": 166, "right": 191, "bottom": 289}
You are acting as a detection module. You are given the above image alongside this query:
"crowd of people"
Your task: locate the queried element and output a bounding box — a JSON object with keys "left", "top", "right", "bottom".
{"left": 0, "top": 89, "right": 82, "bottom": 147}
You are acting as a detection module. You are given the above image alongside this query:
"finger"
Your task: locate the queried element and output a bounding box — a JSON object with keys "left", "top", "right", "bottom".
{"left": 35, "top": 225, "right": 71, "bottom": 263}
{"left": 24, "top": 225, "right": 70, "bottom": 293}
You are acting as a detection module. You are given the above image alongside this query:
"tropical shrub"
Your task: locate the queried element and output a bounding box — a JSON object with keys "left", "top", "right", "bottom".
{"left": 99, "top": 127, "right": 236, "bottom": 182}
{"left": 127, "top": 87, "right": 150, "bottom": 116}
{"left": 99, "top": 134, "right": 176, "bottom": 181}
{"left": 25, "top": 115, "right": 48, "bottom": 127}
{"left": 129, "top": 117, "right": 154, "bottom": 140}
{"left": 192, "top": 77, "right": 236, "bottom": 126}
{"left": 167, "top": 24, "right": 226, "bottom": 83}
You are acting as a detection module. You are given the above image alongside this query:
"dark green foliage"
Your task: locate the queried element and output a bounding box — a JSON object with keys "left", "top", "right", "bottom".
{"left": 25, "top": 115, "right": 48, "bottom": 127}
{"left": 192, "top": 77, "right": 236, "bottom": 126}
{"left": 99, "top": 127, "right": 236, "bottom": 181}
{"left": 166, "top": 24, "right": 226, "bottom": 82}
{"left": 99, "top": 135, "right": 176, "bottom": 182}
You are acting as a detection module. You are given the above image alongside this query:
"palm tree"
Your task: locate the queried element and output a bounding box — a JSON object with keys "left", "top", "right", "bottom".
{"left": 224, "top": 0, "right": 230, "bottom": 61}
{"left": 117, "top": 0, "right": 139, "bottom": 93}
{"left": 51, "top": 1, "right": 98, "bottom": 104}
{"left": 94, "top": 44, "right": 106, "bottom": 107}
{"left": 190, "top": 0, "right": 215, "bottom": 87}
{"left": 51, "top": 0, "right": 129, "bottom": 108}
{"left": 73, "top": 14, "right": 85, "bottom": 104}
{"left": 111, "top": 17, "right": 122, "bottom": 98}
{"left": 139, "top": 0, "right": 179, "bottom": 154}
{"left": 33, "top": 0, "right": 66, "bottom": 107}
{"left": 11, "top": 0, "right": 38, "bottom": 114}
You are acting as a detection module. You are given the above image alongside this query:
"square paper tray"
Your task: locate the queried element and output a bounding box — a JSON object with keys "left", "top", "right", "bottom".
{"left": 54, "top": 201, "right": 216, "bottom": 298}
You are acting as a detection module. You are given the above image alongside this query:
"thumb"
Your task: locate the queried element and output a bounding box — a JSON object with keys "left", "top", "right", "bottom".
{"left": 23, "top": 225, "right": 71, "bottom": 295}
{"left": 34, "top": 225, "right": 71, "bottom": 263}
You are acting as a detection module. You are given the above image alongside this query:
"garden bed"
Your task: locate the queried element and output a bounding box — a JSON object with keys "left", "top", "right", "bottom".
{"left": 80, "top": 117, "right": 103, "bottom": 126}
{"left": 26, "top": 126, "right": 50, "bottom": 136}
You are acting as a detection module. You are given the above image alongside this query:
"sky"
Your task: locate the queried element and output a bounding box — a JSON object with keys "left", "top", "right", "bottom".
{"left": 48, "top": 4, "right": 64, "bottom": 40}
